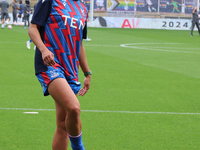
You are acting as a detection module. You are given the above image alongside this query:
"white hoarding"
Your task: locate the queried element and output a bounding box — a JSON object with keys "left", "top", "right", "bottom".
{"left": 89, "top": 17, "right": 192, "bottom": 30}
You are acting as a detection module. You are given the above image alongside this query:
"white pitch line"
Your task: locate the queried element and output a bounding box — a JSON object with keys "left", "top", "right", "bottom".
{"left": 0, "top": 107, "right": 55, "bottom": 111}
{"left": 84, "top": 43, "right": 200, "bottom": 54}
{"left": 0, "top": 41, "right": 119, "bottom": 47}
{"left": 120, "top": 43, "right": 200, "bottom": 54}
{"left": 1, "top": 42, "right": 199, "bottom": 53}
{"left": 84, "top": 44, "right": 119, "bottom": 47}
{"left": 0, "top": 41, "right": 23, "bottom": 44}
{"left": 0, "top": 107, "right": 200, "bottom": 115}
{"left": 23, "top": 112, "right": 39, "bottom": 114}
{"left": 131, "top": 46, "right": 200, "bottom": 50}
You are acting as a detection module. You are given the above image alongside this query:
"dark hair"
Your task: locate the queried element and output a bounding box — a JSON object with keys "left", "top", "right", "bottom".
{"left": 25, "top": 0, "right": 30, "bottom": 4}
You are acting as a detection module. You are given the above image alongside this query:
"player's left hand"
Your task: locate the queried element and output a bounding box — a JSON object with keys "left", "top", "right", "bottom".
{"left": 79, "top": 75, "right": 91, "bottom": 96}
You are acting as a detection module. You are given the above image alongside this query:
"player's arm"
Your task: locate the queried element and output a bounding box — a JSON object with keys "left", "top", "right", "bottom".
{"left": 192, "top": 7, "right": 196, "bottom": 14}
{"left": 28, "top": 24, "right": 56, "bottom": 66}
{"left": 79, "top": 41, "right": 90, "bottom": 74}
{"left": 29, "top": 0, "right": 55, "bottom": 66}
{"left": 79, "top": 41, "right": 91, "bottom": 96}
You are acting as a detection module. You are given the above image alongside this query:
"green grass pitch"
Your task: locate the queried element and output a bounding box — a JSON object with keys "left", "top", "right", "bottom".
{"left": 0, "top": 26, "right": 200, "bottom": 150}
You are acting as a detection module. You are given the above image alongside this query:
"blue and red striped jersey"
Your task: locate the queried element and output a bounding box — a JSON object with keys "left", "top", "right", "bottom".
{"left": 31, "top": 0, "right": 88, "bottom": 82}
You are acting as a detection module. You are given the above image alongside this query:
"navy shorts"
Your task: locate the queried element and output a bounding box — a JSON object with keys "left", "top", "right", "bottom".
{"left": 36, "top": 64, "right": 81, "bottom": 96}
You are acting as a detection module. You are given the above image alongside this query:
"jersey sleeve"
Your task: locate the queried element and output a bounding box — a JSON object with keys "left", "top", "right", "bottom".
{"left": 82, "top": 6, "right": 88, "bottom": 39}
{"left": 82, "top": 21, "right": 87, "bottom": 39}
{"left": 31, "top": 0, "right": 52, "bottom": 27}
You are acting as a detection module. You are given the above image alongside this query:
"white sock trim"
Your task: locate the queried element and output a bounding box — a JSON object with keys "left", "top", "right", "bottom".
{"left": 68, "top": 131, "right": 82, "bottom": 138}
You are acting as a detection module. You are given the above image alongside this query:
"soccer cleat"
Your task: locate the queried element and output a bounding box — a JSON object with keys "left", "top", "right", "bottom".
{"left": 27, "top": 41, "right": 31, "bottom": 49}
{"left": 34, "top": 45, "right": 36, "bottom": 50}
{"left": 2, "top": 24, "right": 4, "bottom": 29}
{"left": 191, "top": 34, "right": 193, "bottom": 37}
{"left": 24, "top": 26, "right": 26, "bottom": 29}
{"left": 85, "top": 38, "right": 91, "bottom": 42}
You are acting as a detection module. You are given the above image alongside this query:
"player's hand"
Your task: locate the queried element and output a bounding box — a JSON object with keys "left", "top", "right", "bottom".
{"left": 42, "top": 50, "right": 56, "bottom": 66}
{"left": 79, "top": 75, "right": 91, "bottom": 96}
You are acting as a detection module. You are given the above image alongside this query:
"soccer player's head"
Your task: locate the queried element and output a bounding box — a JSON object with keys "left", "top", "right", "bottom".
{"left": 25, "top": 0, "right": 30, "bottom": 4}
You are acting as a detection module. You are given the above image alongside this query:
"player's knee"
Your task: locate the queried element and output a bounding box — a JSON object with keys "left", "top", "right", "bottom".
{"left": 68, "top": 105, "right": 81, "bottom": 118}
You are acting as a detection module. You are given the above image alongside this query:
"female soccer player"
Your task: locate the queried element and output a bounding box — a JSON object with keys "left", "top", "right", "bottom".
{"left": 11, "top": 0, "right": 18, "bottom": 24}
{"left": 191, "top": 6, "right": 200, "bottom": 36}
{"left": 17, "top": 0, "right": 23, "bottom": 24}
{"left": 28, "top": 0, "right": 91, "bottom": 149}
{"left": 23, "top": 0, "right": 31, "bottom": 29}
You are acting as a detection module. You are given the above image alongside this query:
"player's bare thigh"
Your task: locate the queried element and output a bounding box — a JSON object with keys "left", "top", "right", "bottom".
{"left": 48, "top": 78, "right": 80, "bottom": 111}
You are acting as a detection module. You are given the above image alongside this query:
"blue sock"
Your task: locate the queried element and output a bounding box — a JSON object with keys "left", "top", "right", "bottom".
{"left": 68, "top": 132, "right": 85, "bottom": 150}
{"left": 29, "top": 39, "right": 32, "bottom": 42}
